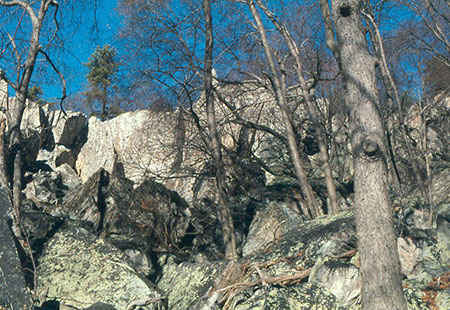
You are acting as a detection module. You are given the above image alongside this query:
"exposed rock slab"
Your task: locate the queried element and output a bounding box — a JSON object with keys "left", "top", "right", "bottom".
{"left": 76, "top": 117, "right": 117, "bottom": 182}
{"left": 0, "top": 187, "right": 32, "bottom": 309}
{"left": 48, "top": 110, "right": 86, "bottom": 148}
{"left": 37, "top": 224, "right": 167, "bottom": 309}
{"left": 20, "top": 101, "right": 49, "bottom": 167}
{"left": 243, "top": 200, "right": 304, "bottom": 257}
{"left": 309, "top": 257, "right": 361, "bottom": 305}
{"left": 75, "top": 111, "right": 179, "bottom": 185}
{"left": 157, "top": 260, "right": 227, "bottom": 310}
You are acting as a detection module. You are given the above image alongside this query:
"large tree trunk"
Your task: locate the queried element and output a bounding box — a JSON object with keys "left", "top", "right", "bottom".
{"left": 203, "top": 0, "right": 238, "bottom": 261}
{"left": 322, "top": 1, "right": 407, "bottom": 309}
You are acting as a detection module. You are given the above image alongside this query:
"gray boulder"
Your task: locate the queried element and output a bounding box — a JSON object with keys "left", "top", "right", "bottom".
{"left": 23, "top": 169, "right": 65, "bottom": 208}
{"left": 54, "top": 163, "right": 82, "bottom": 190}
{"left": 46, "top": 169, "right": 193, "bottom": 258}
{"left": 48, "top": 110, "right": 86, "bottom": 148}
{"left": 242, "top": 200, "right": 304, "bottom": 257}
{"left": 37, "top": 224, "right": 167, "bottom": 309}
{"left": 309, "top": 257, "right": 361, "bottom": 306}
{"left": 157, "top": 259, "right": 227, "bottom": 310}
{"left": 0, "top": 187, "right": 32, "bottom": 309}
{"left": 20, "top": 100, "right": 49, "bottom": 167}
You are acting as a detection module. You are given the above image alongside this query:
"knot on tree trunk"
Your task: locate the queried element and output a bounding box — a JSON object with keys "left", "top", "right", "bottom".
{"left": 339, "top": 3, "right": 352, "bottom": 17}
{"left": 362, "top": 136, "right": 379, "bottom": 157}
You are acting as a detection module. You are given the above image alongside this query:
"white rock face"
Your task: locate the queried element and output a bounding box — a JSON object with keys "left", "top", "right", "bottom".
{"left": 20, "top": 101, "right": 48, "bottom": 165}
{"left": 107, "top": 110, "right": 177, "bottom": 184}
{"left": 76, "top": 116, "right": 117, "bottom": 182}
{"left": 48, "top": 110, "right": 86, "bottom": 147}
{"left": 75, "top": 111, "right": 181, "bottom": 185}
{"left": 55, "top": 163, "right": 82, "bottom": 190}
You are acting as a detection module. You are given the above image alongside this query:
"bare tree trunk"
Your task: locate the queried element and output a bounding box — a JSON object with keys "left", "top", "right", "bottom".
{"left": 321, "top": 1, "right": 407, "bottom": 309}
{"left": 203, "top": 0, "right": 238, "bottom": 261}
{"left": 248, "top": 0, "right": 322, "bottom": 218}
{"left": 1, "top": 0, "right": 55, "bottom": 225}
{"left": 102, "top": 85, "right": 108, "bottom": 121}
{"left": 253, "top": 0, "right": 339, "bottom": 215}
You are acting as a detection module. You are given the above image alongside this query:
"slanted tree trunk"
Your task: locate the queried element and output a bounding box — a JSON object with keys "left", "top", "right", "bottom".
{"left": 253, "top": 0, "right": 339, "bottom": 215}
{"left": 203, "top": 0, "right": 238, "bottom": 261}
{"left": 320, "top": 1, "right": 407, "bottom": 309}
{"left": 248, "top": 0, "right": 322, "bottom": 218}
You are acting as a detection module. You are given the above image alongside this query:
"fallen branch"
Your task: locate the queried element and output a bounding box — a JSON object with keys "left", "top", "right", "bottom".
{"left": 214, "top": 267, "right": 312, "bottom": 307}
{"left": 126, "top": 296, "right": 167, "bottom": 310}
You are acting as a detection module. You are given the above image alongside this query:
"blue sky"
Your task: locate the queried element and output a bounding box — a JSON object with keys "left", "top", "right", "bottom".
{"left": 44, "top": 0, "right": 120, "bottom": 100}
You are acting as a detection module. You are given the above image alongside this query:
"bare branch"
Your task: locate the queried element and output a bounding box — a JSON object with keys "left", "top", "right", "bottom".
{"left": 38, "top": 49, "right": 67, "bottom": 114}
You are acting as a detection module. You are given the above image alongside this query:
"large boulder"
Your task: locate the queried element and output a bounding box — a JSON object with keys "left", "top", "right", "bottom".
{"left": 157, "top": 259, "right": 227, "bottom": 310}
{"left": 0, "top": 187, "right": 32, "bottom": 309}
{"left": 75, "top": 111, "right": 182, "bottom": 185}
{"left": 37, "top": 224, "right": 167, "bottom": 309}
{"left": 48, "top": 110, "right": 87, "bottom": 148}
{"left": 23, "top": 163, "right": 81, "bottom": 209}
{"left": 23, "top": 169, "right": 66, "bottom": 209}
{"left": 242, "top": 199, "right": 304, "bottom": 257}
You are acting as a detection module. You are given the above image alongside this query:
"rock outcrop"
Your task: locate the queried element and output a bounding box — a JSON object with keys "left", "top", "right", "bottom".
{"left": 157, "top": 210, "right": 446, "bottom": 309}
{"left": 1, "top": 88, "right": 447, "bottom": 309}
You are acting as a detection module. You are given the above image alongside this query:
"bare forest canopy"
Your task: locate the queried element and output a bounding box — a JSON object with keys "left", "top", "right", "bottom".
{"left": 0, "top": 0, "right": 448, "bottom": 116}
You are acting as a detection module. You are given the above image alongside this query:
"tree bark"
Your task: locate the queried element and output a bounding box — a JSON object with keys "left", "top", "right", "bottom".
{"left": 203, "top": 0, "right": 238, "bottom": 261}
{"left": 322, "top": 1, "right": 407, "bottom": 309}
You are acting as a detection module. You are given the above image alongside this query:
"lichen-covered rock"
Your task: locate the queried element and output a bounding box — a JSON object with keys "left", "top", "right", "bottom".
{"left": 230, "top": 284, "right": 346, "bottom": 310}
{"left": 37, "top": 224, "right": 167, "bottom": 309}
{"left": 157, "top": 260, "right": 227, "bottom": 310}
{"left": 397, "top": 237, "right": 421, "bottom": 276}
{"left": 436, "top": 290, "right": 450, "bottom": 310}
{"left": 436, "top": 216, "right": 450, "bottom": 267}
{"left": 84, "top": 302, "right": 118, "bottom": 310}
{"left": 309, "top": 257, "right": 361, "bottom": 305}
{"left": 159, "top": 210, "right": 437, "bottom": 309}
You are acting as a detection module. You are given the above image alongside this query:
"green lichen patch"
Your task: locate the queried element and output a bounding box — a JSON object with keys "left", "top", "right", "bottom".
{"left": 37, "top": 225, "right": 165, "bottom": 309}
